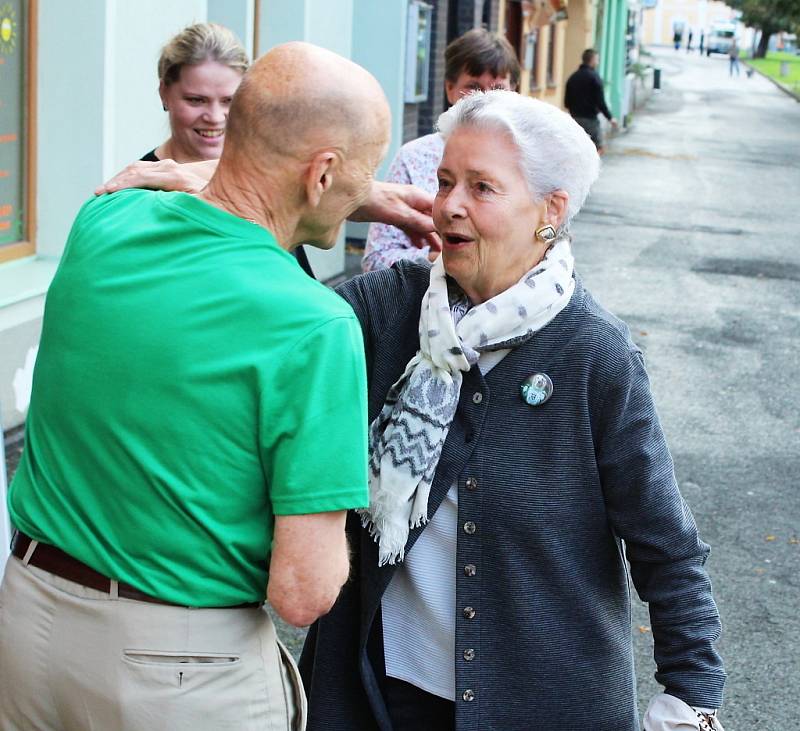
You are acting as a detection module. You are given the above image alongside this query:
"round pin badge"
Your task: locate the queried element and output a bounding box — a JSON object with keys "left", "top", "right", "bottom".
{"left": 520, "top": 373, "right": 553, "bottom": 406}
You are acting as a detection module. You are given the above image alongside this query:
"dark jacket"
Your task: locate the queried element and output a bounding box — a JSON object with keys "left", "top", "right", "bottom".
{"left": 564, "top": 64, "right": 613, "bottom": 120}
{"left": 300, "top": 262, "right": 725, "bottom": 731}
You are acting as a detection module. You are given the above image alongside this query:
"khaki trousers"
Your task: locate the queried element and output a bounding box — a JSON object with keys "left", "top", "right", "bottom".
{"left": 0, "top": 556, "right": 306, "bottom": 731}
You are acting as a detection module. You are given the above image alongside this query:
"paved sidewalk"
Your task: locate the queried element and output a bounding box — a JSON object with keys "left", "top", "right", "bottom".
{"left": 571, "top": 46, "right": 800, "bottom": 729}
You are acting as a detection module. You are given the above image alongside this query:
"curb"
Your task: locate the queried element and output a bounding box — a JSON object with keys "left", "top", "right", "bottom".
{"left": 742, "top": 60, "right": 800, "bottom": 103}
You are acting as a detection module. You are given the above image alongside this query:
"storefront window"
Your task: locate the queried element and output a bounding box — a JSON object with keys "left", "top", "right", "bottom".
{"left": 405, "top": 1, "right": 433, "bottom": 103}
{"left": 525, "top": 29, "right": 540, "bottom": 89}
{"left": 0, "top": 0, "right": 35, "bottom": 264}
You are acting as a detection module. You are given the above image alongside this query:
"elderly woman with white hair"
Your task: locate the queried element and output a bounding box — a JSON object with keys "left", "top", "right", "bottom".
{"left": 299, "top": 90, "right": 726, "bottom": 731}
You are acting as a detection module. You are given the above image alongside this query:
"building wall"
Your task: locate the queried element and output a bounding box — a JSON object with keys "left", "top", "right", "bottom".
{"left": 497, "top": 0, "right": 629, "bottom": 122}
{"left": 257, "top": 0, "right": 355, "bottom": 280}
{"left": 563, "top": 0, "right": 595, "bottom": 81}
{"left": 598, "top": 0, "right": 628, "bottom": 119}
{"left": 416, "top": 0, "right": 450, "bottom": 138}
{"left": 351, "top": 0, "right": 408, "bottom": 178}
{"left": 1, "top": 0, "right": 212, "bottom": 434}
{"left": 403, "top": 0, "right": 503, "bottom": 145}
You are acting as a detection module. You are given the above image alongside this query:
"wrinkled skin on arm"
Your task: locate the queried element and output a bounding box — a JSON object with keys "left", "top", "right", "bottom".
{"left": 95, "top": 160, "right": 437, "bottom": 245}
{"left": 267, "top": 511, "right": 351, "bottom": 628}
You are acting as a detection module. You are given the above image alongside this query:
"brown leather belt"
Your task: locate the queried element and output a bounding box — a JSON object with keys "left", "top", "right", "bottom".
{"left": 11, "top": 531, "right": 261, "bottom": 609}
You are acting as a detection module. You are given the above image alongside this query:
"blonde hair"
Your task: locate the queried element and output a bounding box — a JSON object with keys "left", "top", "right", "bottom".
{"left": 158, "top": 22, "right": 249, "bottom": 85}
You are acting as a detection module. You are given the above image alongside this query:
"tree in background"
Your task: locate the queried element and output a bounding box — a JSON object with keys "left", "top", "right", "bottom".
{"left": 728, "top": 0, "right": 800, "bottom": 57}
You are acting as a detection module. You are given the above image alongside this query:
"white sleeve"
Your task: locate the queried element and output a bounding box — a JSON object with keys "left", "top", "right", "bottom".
{"left": 643, "top": 693, "right": 725, "bottom": 731}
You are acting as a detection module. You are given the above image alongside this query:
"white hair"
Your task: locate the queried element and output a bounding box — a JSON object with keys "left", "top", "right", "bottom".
{"left": 436, "top": 90, "right": 600, "bottom": 225}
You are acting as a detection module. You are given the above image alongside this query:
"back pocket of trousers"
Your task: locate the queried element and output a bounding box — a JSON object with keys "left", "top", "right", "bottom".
{"left": 122, "top": 649, "right": 240, "bottom": 666}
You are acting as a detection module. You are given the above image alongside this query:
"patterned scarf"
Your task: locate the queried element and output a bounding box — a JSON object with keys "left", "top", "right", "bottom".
{"left": 361, "top": 236, "right": 576, "bottom": 565}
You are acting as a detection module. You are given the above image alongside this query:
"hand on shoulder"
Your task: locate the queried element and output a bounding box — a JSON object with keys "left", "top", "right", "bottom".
{"left": 94, "top": 159, "right": 218, "bottom": 196}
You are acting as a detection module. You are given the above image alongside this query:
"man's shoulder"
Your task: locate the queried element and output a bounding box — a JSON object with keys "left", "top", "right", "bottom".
{"left": 262, "top": 270, "right": 359, "bottom": 335}
{"left": 76, "top": 189, "right": 153, "bottom": 224}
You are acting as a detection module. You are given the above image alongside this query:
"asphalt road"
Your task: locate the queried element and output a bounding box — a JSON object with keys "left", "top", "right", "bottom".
{"left": 571, "top": 47, "right": 800, "bottom": 728}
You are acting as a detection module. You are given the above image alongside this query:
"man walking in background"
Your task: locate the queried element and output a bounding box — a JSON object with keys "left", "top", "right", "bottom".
{"left": 729, "top": 39, "right": 741, "bottom": 76}
{"left": 565, "top": 48, "right": 619, "bottom": 155}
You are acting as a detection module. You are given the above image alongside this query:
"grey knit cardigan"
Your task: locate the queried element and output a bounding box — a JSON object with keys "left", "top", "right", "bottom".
{"left": 299, "top": 261, "right": 725, "bottom": 731}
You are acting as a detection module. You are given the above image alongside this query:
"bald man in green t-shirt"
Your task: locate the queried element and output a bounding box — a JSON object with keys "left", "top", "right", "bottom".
{"left": 1, "top": 43, "right": 392, "bottom": 731}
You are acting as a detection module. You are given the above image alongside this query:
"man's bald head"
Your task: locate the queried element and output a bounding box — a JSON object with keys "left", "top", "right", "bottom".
{"left": 224, "top": 42, "right": 390, "bottom": 162}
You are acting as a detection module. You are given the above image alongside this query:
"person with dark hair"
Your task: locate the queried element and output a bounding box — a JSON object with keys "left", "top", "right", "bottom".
{"left": 729, "top": 40, "right": 741, "bottom": 77}
{"left": 362, "top": 28, "right": 521, "bottom": 272}
{"left": 564, "top": 48, "right": 618, "bottom": 155}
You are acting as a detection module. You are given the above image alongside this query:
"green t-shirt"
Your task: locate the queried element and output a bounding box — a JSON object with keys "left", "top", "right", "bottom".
{"left": 9, "top": 190, "right": 369, "bottom": 606}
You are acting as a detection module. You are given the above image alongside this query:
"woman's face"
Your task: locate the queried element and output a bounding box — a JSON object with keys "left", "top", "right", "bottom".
{"left": 434, "top": 126, "right": 550, "bottom": 304}
{"left": 159, "top": 60, "right": 244, "bottom": 162}
{"left": 445, "top": 70, "right": 513, "bottom": 105}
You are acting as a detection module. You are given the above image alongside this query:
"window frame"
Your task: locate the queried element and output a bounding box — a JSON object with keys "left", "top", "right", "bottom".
{"left": 546, "top": 19, "right": 556, "bottom": 87}
{"left": 0, "top": 0, "right": 38, "bottom": 265}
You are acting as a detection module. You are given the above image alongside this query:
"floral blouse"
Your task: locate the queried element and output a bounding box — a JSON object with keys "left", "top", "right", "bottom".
{"left": 362, "top": 132, "right": 444, "bottom": 272}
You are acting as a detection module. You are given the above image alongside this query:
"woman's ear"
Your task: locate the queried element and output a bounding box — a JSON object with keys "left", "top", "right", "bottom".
{"left": 304, "top": 151, "right": 338, "bottom": 208}
{"left": 546, "top": 190, "right": 569, "bottom": 228}
{"left": 158, "top": 81, "right": 169, "bottom": 111}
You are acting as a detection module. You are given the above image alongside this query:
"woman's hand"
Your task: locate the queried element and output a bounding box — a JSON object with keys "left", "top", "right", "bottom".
{"left": 352, "top": 181, "right": 440, "bottom": 250}
{"left": 94, "top": 159, "right": 218, "bottom": 196}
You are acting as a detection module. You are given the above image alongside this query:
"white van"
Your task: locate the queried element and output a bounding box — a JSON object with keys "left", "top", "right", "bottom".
{"left": 707, "top": 23, "right": 736, "bottom": 56}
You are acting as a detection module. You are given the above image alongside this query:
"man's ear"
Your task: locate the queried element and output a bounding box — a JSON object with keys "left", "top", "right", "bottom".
{"left": 304, "top": 151, "right": 338, "bottom": 208}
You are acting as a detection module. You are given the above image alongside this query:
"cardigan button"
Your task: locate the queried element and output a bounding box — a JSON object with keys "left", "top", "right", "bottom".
{"left": 472, "top": 392, "right": 483, "bottom": 404}
{"left": 463, "top": 648, "right": 475, "bottom": 661}
{"left": 465, "top": 477, "right": 478, "bottom": 491}
{"left": 463, "top": 606, "right": 476, "bottom": 619}
{"left": 464, "top": 564, "right": 476, "bottom": 577}
{"left": 463, "top": 521, "right": 477, "bottom": 535}
{"left": 462, "top": 689, "right": 475, "bottom": 702}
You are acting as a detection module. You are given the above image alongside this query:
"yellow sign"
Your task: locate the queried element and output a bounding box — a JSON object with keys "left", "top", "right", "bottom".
{"left": 0, "top": 2, "right": 16, "bottom": 55}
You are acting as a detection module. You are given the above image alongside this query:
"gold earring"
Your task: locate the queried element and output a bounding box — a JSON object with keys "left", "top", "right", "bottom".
{"left": 535, "top": 223, "right": 557, "bottom": 244}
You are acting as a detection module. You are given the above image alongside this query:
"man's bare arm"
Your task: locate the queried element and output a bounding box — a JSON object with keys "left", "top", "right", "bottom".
{"left": 351, "top": 181, "right": 439, "bottom": 250}
{"left": 95, "top": 161, "right": 436, "bottom": 244}
{"left": 267, "top": 511, "right": 350, "bottom": 627}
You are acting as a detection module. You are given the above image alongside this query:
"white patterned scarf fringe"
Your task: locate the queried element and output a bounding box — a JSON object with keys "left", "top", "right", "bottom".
{"left": 360, "top": 237, "right": 576, "bottom": 565}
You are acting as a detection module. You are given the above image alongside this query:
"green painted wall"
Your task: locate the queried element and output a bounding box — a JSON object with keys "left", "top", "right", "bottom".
{"left": 598, "top": 0, "right": 628, "bottom": 119}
